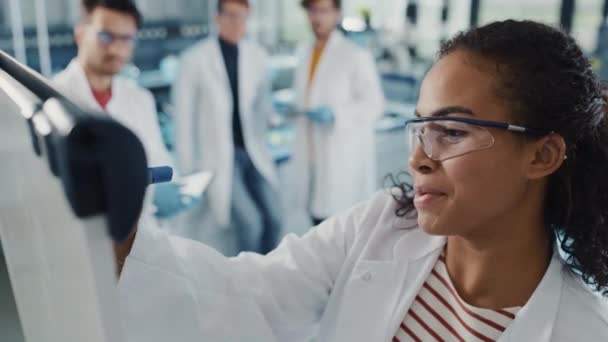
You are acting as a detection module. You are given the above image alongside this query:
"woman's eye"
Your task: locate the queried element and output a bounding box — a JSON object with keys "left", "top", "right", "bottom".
{"left": 437, "top": 128, "right": 469, "bottom": 144}
{"left": 444, "top": 129, "right": 467, "bottom": 137}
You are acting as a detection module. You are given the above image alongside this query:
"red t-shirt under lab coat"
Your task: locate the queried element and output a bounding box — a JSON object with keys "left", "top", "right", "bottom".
{"left": 91, "top": 87, "right": 112, "bottom": 110}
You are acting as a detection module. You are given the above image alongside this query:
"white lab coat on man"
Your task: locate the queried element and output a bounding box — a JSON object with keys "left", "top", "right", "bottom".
{"left": 118, "top": 191, "right": 608, "bottom": 341}
{"left": 53, "top": 60, "right": 172, "bottom": 220}
{"left": 53, "top": 60, "right": 172, "bottom": 169}
{"left": 173, "top": 37, "right": 278, "bottom": 232}
{"left": 286, "top": 31, "right": 385, "bottom": 222}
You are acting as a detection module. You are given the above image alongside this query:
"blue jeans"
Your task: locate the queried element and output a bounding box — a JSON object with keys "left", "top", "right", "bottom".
{"left": 231, "top": 147, "right": 282, "bottom": 254}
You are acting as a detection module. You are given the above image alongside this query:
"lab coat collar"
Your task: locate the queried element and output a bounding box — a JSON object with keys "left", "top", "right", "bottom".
{"left": 328, "top": 30, "right": 345, "bottom": 46}
{"left": 317, "top": 30, "right": 344, "bottom": 51}
{"left": 299, "top": 30, "right": 345, "bottom": 108}
{"left": 208, "top": 38, "right": 232, "bottom": 104}
{"left": 390, "top": 223, "right": 563, "bottom": 341}
{"left": 208, "top": 35, "right": 249, "bottom": 61}
{"left": 310, "top": 30, "right": 345, "bottom": 72}
{"left": 499, "top": 250, "right": 563, "bottom": 341}
{"left": 211, "top": 34, "right": 246, "bottom": 49}
{"left": 64, "top": 58, "right": 119, "bottom": 112}
{"left": 391, "top": 219, "right": 446, "bottom": 262}
{"left": 384, "top": 227, "right": 447, "bottom": 340}
{"left": 208, "top": 36, "right": 253, "bottom": 122}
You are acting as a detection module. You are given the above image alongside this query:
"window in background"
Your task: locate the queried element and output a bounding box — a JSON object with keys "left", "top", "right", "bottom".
{"left": 342, "top": 0, "right": 412, "bottom": 30}
{"left": 249, "top": 0, "right": 281, "bottom": 50}
{"left": 278, "top": 0, "right": 465, "bottom": 58}
{"left": 0, "top": 1, "right": 14, "bottom": 57}
{"left": 343, "top": 0, "right": 382, "bottom": 22}
{"left": 280, "top": 0, "right": 311, "bottom": 45}
{"left": 0, "top": 0, "right": 50, "bottom": 71}
{"left": 416, "top": 0, "right": 446, "bottom": 58}
{"left": 445, "top": 0, "right": 472, "bottom": 40}
{"left": 480, "top": 0, "right": 559, "bottom": 26}
{"left": 136, "top": 0, "right": 208, "bottom": 22}
{"left": 401, "top": 0, "right": 470, "bottom": 60}
{"left": 132, "top": 0, "right": 210, "bottom": 71}
{"left": 572, "top": 0, "right": 603, "bottom": 53}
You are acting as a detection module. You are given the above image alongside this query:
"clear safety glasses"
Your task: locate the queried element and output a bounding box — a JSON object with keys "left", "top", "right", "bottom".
{"left": 405, "top": 117, "right": 549, "bottom": 161}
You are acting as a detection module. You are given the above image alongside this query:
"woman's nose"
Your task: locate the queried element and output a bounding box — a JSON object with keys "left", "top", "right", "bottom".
{"left": 408, "top": 135, "right": 437, "bottom": 175}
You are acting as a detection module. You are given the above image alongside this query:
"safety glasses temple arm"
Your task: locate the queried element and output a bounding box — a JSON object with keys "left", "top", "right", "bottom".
{"left": 405, "top": 116, "right": 549, "bottom": 135}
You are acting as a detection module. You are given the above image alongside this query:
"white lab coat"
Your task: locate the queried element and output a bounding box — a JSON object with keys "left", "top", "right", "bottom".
{"left": 53, "top": 60, "right": 172, "bottom": 169}
{"left": 118, "top": 191, "right": 608, "bottom": 341}
{"left": 173, "top": 37, "right": 278, "bottom": 229}
{"left": 53, "top": 60, "right": 172, "bottom": 220}
{"left": 286, "top": 31, "right": 385, "bottom": 220}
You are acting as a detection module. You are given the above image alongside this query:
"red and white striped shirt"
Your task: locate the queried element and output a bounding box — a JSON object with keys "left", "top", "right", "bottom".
{"left": 394, "top": 253, "right": 520, "bottom": 342}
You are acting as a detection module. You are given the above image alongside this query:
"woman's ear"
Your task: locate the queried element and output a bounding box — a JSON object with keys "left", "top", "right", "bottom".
{"left": 526, "top": 133, "right": 567, "bottom": 180}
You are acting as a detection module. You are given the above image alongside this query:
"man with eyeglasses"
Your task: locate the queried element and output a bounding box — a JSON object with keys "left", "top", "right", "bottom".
{"left": 54, "top": 0, "right": 198, "bottom": 227}
{"left": 172, "top": 0, "right": 281, "bottom": 254}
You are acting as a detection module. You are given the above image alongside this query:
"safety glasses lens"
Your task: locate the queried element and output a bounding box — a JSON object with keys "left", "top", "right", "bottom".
{"left": 406, "top": 120, "right": 495, "bottom": 161}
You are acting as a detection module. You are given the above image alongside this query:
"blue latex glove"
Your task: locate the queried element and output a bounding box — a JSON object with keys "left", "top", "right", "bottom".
{"left": 153, "top": 182, "right": 201, "bottom": 218}
{"left": 273, "top": 100, "right": 295, "bottom": 116}
{"left": 306, "top": 106, "right": 335, "bottom": 125}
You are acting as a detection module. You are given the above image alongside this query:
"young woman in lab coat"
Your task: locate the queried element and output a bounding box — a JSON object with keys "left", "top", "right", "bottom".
{"left": 115, "top": 21, "right": 608, "bottom": 341}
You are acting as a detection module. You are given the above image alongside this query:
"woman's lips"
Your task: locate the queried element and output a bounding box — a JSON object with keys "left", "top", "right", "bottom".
{"left": 414, "top": 186, "right": 447, "bottom": 209}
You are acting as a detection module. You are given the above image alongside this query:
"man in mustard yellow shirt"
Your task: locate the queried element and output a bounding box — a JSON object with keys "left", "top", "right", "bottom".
{"left": 285, "top": 0, "right": 385, "bottom": 228}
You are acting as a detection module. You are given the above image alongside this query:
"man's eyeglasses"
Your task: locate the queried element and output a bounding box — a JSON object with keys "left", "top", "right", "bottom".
{"left": 405, "top": 116, "right": 549, "bottom": 161}
{"left": 96, "top": 31, "right": 136, "bottom": 46}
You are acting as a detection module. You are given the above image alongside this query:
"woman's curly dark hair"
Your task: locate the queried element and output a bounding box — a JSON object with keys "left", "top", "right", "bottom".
{"left": 392, "top": 20, "right": 608, "bottom": 294}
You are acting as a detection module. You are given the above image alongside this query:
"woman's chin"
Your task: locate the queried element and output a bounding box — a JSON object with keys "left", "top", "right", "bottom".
{"left": 417, "top": 214, "right": 449, "bottom": 236}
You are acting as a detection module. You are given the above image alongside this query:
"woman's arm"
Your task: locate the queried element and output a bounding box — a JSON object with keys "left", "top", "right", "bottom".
{"left": 116, "top": 199, "right": 370, "bottom": 341}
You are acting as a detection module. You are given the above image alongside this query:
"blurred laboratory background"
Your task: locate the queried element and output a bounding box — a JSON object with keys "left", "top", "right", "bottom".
{"left": 1, "top": 1, "right": 608, "bottom": 341}
{"left": 1, "top": 0, "right": 606, "bottom": 189}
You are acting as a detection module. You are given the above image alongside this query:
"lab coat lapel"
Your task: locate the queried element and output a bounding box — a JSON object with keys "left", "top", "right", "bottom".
{"left": 332, "top": 226, "right": 446, "bottom": 341}
{"left": 498, "top": 253, "right": 563, "bottom": 341}
{"left": 294, "top": 45, "right": 312, "bottom": 111}
{"left": 105, "top": 77, "right": 122, "bottom": 114}
{"left": 209, "top": 38, "right": 232, "bottom": 122}
{"left": 64, "top": 60, "right": 105, "bottom": 113}
{"left": 306, "top": 31, "right": 341, "bottom": 108}
{"left": 330, "top": 258, "right": 398, "bottom": 341}
{"left": 63, "top": 59, "right": 126, "bottom": 118}
{"left": 383, "top": 232, "right": 563, "bottom": 342}
{"left": 387, "top": 229, "right": 563, "bottom": 342}
{"left": 238, "top": 41, "right": 254, "bottom": 124}
{"left": 384, "top": 229, "right": 447, "bottom": 340}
